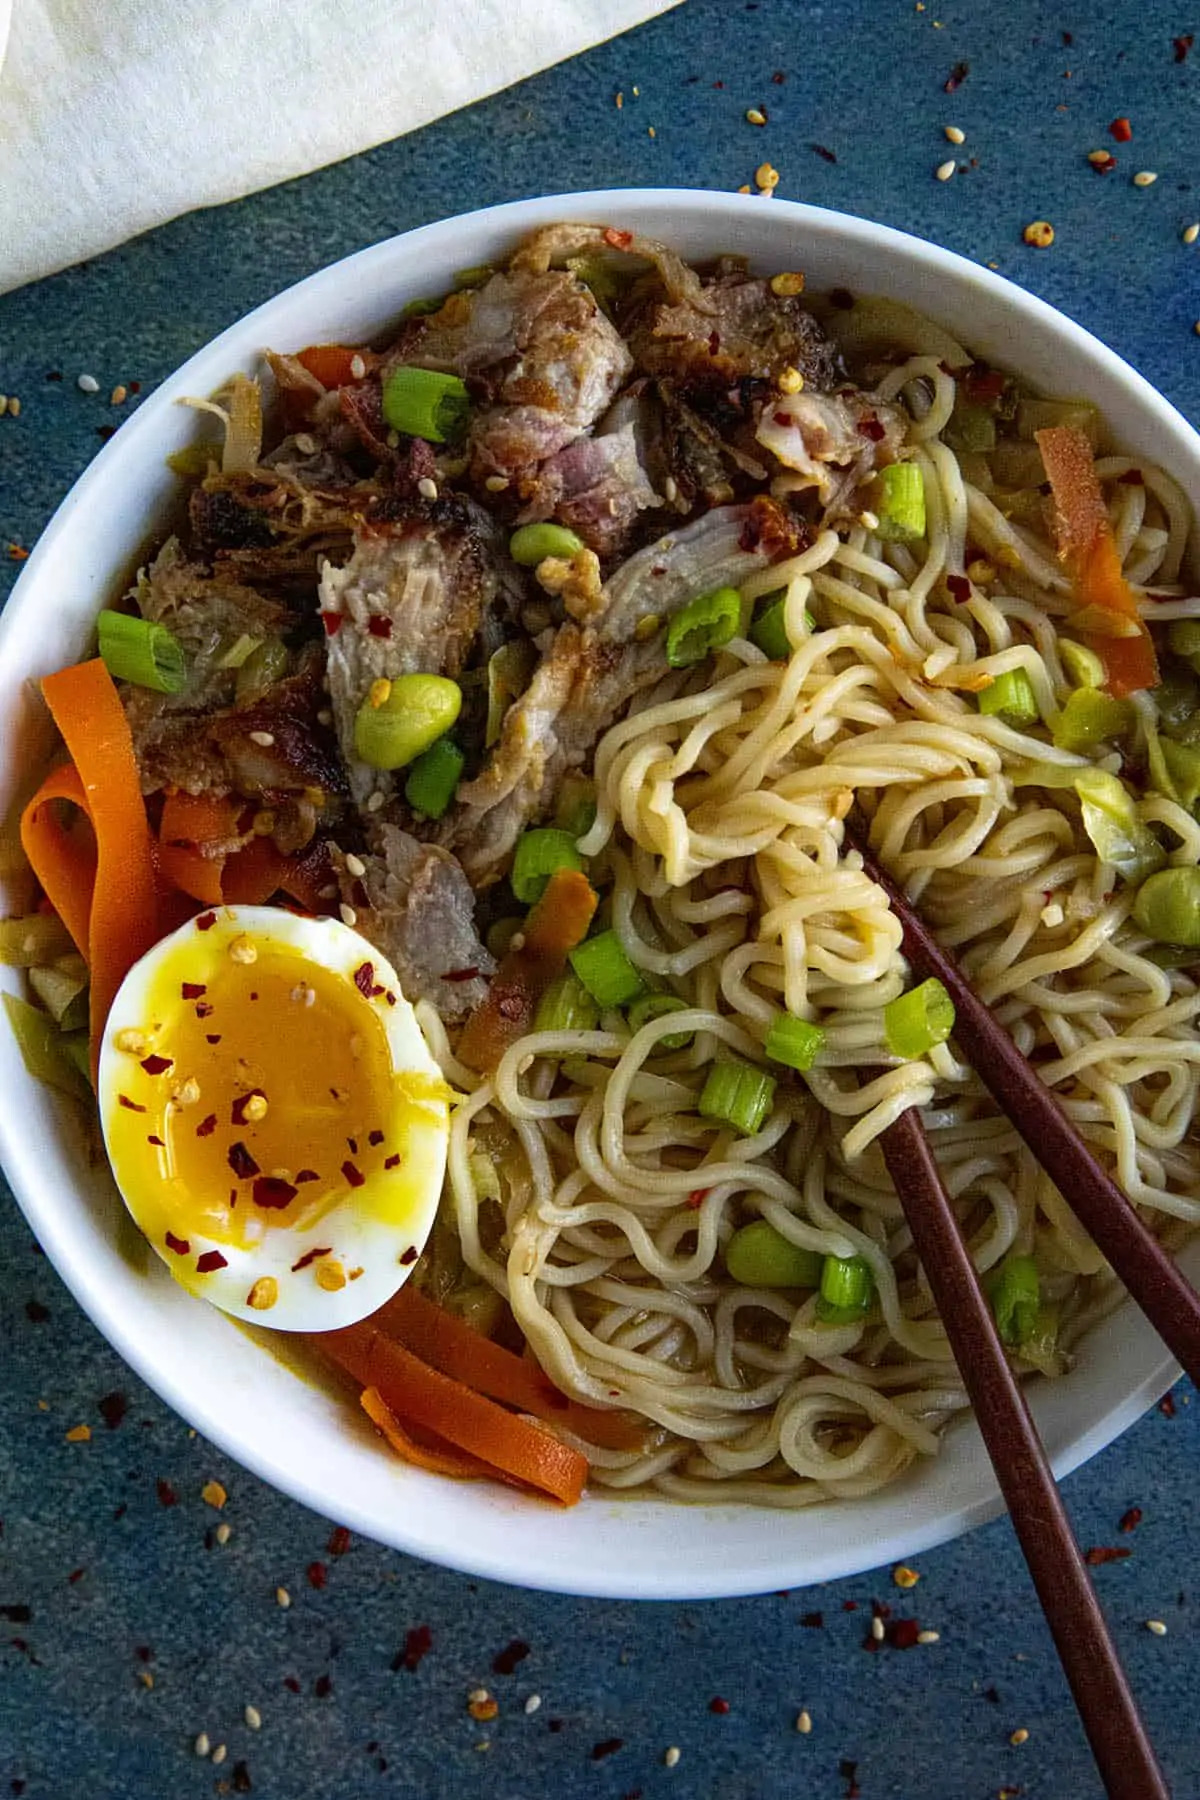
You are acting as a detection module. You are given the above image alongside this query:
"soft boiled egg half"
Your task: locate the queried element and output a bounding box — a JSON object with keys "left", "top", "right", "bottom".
{"left": 97, "top": 905, "right": 452, "bottom": 1331}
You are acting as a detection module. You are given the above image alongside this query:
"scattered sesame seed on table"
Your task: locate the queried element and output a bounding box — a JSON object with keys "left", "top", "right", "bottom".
{"left": 1, "top": 4, "right": 1198, "bottom": 1797}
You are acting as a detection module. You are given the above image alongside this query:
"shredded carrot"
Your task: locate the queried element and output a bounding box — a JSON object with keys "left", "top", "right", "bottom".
{"left": 374, "top": 1284, "right": 648, "bottom": 1453}
{"left": 360, "top": 1387, "right": 495, "bottom": 1481}
{"left": 295, "top": 344, "right": 365, "bottom": 390}
{"left": 314, "top": 1320, "right": 588, "bottom": 1505}
{"left": 458, "top": 867, "right": 598, "bottom": 1072}
{"left": 157, "top": 791, "right": 243, "bottom": 906}
{"left": 1036, "top": 424, "right": 1160, "bottom": 696}
{"left": 19, "top": 764, "right": 95, "bottom": 958}
{"left": 221, "top": 833, "right": 333, "bottom": 911}
{"left": 22, "top": 661, "right": 160, "bottom": 1071}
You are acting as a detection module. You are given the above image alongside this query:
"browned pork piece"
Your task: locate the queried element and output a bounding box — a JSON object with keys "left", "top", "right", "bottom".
{"left": 514, "top": 424, "right": 661, "bottom": 560}
{"left": 626, "top": 271, "right": 839, "bottom": 393}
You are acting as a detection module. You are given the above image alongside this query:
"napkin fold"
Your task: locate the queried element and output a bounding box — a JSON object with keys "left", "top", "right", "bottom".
{"left": 0, "top": 0, "right": 678, "bottom": 296}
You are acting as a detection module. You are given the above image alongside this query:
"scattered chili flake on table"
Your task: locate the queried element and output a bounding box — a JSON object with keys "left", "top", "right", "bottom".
{"left": 1109, "top": 116, "right": 1133, "bottom": 141}
{"left": 800, "top": 1610, "right": 824, "bottom": 1627}
{"left": 709, "top": 1696, "right": 730, "bottom": 1714}
{"left": 1119, "top": 1507, "right": 1143, "bottom": 1533}
{"left": 592, "top": 1738, "right": 624, "bottom": 1760}
{"left": 155, "top": 1479, "right": 178, "bottom": 1507}
{"left": 1159, "top": 1391, "right": 1177, "bottom": 1417}
{"left": 313, "top": 1673, "right": 333, "bottom": 1697}
{"left": 493, "top": 1639, "right": 531, "bottom": 1675}
{"left": 810, "top": 143, "right": 837, "bottom": 163}
{"left": 1173, "top": 33, "right": 1193, "bottom": 60}
{"left": 24, "top": 1299, "right": 49, "bottom": 1324}
{"left": 327, "top": 1526, "right": 352, "bottom": 1556}
{"left": 393, "top": 1624, "right": 433, "bottom": 1671}
{"left": 307, "top": 1561, "right": 327, "bottom": 1589}
{"left": 944, "top": 59, "right": 969, "bottom": 91}
{"left": 1083, "top": 1545, "right": 1131, "bottom": 1565}
{"left": 6, "top": 543, "right": 28, "bottom": 561}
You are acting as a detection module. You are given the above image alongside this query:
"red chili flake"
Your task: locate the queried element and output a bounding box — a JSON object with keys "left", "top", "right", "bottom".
{"left": 196, "top": 1250, "right": 228, "bottom": 1274}
{"left": 294, "top": 1169, "right": 320, "bottom": 1183}
{"left": 399, "top": 1245, "right": 418, "bottom": 1265}
{"left": 1160, "top": 1391, "right": 1177, "bottom": 1417}
{"left": 228, "top": 1141, "right": 260, "bottom": 1179}
{"left": 155, "top": 1479, "right": 178, "bottom": 1507}
{"left": 320, "top": 611, "right": 343, "bottom": 636}
{"left": 843, "top": 1599, "right": 859, "bottom": 1611}
{"left": 195, "top": 1001, "right": 214, "bottom": 1019}
{"left": 707, "top": 330, "right": 721, "bottom": 356}
{"left": 384, "top": 1154, "right": 401, "bottom": 1170}
{"left": 1062, "top": 29, "right": 1073, "bottom": 43}
{"left": 385, "top": 991, "right": 397, "bottom": 1006}
{"left": 368, "top": 1129, "right": 385, "bottom": 1146}
{"left": 181, "top": 982, "right": 206, "bottom": 1000}
{"left": 342, "top": 1159, "right": 365, "bottom": 1188}
{"left": 327, "top": 1526, "right": 352, "bottom": 1557}
{"left": 0, "top": 1604, "right": 31, "bottom": 1623}
{"left": 24, "top": 1299, "right": 49, "bottom": 1323}
{"left": 442, "top": 966, "right": 481, "bottom": 982}
{"left": 129, "top": 381, "right": 142, "bottom": 395}
{"left": 1084, "top": 1545, "right": 1131, "bottom": 1565}
{"left": 772, "top": 68, "right": 786, "bottom": 82}
{"left": 889, "top": 1617, "right": 921, "bottom": 1649}
{"left": 773, "top": 410, "right": 795, "bottom": 428}
{"left": 1109, "top": 116, "right": 1133, "bottom": 141}
{"left": 944, "top": 60, "right": 969, "bottom": 91}
{"left": 146, "top": 1134, "right": 164, "bottom": 1148}
{"left": 118, "top": 1094, "right": 147, "bottom": 1113}
{"left": 810, "top": 143, "right": 838, "bottom": 163}
{"left": 1090, "top": 152, "right": 1117, "bottom": 174}
{"left": 95, "top": 424, "right": 116, "bottom": 442}
{"left": 492, "top": 1638, "right": 531, "bottom": 1675}
{"left": 98, "top": 1392, "right": 127, "bottom": 1429}
{"left": 946, "top": 573, "right": 972, "bottom": 604}
{"left": 253, "top": 1176, "right": 297, "bottom": 1210}
{"left": 307, "top": 1561, "right": 328, "bottom": 1589}
{"left": 963, "top": 368, "right": 1007, "bottom": 405}
{"left": 283, "top": 1675, "right": 301, "bottom": 1693}
{"left": 291, "top": 1246, "right": 332, "bottom": 1271}
{"left": 1119, "top": 1507, "right": 1143, "bottom": 1533}
{"left": 592, "top": 1739, "right": 624, "bottom": 1760}
{"left": 840, "top": 1760, "right": 862, "bottom": 1799}
{"left": 6, "top": 543, "right": 30, "bottom": 562}
{"left": 1174, "top": 34, "right": 1193, "bottom": 61}
{"left": 604, "top": 227, "right": 634, "bottom": 249}
{"left": 367, "top": 615, "right": 393, "bottom": 639}
{"left": 709, "top": 1697, "right": 730, "bottom": 1715}
{"left": 353, "top": 960, "right": 384, "bottom": 998}
{"left": 1119, "top": 468, "right": 1145, "bottom": 485}
{"left": 231, "top": 1089, "right": 267, "bottom": 1126}
{"left": 314, "top": 1674, "right": 333, "bottom": 1698}
{"left": 196, "top": 911, "right": 217, "bottom": 931}
{"left": 195, "top": 1114, "right": 217, "bottom": 1138}
{"left": 687, "top": 1188, "right": 709, "bottom": 1209}
{"left": 164, "top": 1232, "right": 190, "bottom": 1256}
{"left": 800, "top": 1610, "right": 824, "bottom": 1627}
{"left": 232, "top": 1762, "right": 253, "bottom": 1794}
{"left": 67, "top": 1567, "right": 86, "bottom": 1584}
{"left": 857, "top": 415, "right": 886, "bottom": 442}
{"left": 394, "top": 1623, "right": 433, "bottom": 1671}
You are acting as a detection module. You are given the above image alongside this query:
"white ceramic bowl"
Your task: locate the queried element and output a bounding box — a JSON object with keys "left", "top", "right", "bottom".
{"left": 1, "top": 190, "right": 1195, "bottom": 1600}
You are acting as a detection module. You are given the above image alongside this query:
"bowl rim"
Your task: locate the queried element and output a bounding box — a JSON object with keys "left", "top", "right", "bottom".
{"left": 0, "top": 187, "right": 1190, "bottom": 1599}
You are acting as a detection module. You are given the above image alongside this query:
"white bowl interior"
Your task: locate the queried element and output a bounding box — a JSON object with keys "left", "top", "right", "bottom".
{"left": 1, "top": 190, "right": 1196, "bottom": 1599}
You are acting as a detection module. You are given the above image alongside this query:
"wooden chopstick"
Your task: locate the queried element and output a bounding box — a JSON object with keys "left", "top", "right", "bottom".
{"left": 847, "top": 824, "right": 1200, "bottom": 1388}
{"left": 877, "top": 1105, "right": 1171, "bottom": 1800}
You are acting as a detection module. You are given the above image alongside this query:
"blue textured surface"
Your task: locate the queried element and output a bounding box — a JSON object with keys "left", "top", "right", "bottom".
{"left": 2, "top": 2, "right": 1199, "bottom": 1795}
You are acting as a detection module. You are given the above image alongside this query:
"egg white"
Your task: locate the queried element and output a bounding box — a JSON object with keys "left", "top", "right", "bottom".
{"left": 97, "top": 905, "right": 452, "bottom": 1330}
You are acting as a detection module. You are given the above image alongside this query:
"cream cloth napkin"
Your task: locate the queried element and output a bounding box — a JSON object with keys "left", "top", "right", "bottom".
{"left": 0, "top": 0, "right": 678, "bottom": 296}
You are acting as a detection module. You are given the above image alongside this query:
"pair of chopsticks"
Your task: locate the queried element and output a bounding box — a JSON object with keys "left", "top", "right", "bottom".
{"left": 845, "top": 823, "right": 1200, "bottom": 1800}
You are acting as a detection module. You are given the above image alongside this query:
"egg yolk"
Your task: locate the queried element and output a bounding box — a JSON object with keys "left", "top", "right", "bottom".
{"left": 107, "top": 939, "right": 398, "bottom": 1251}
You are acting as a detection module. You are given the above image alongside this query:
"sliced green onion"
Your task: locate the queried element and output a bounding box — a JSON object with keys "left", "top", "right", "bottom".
{"left": 216, "top": 632, "right": 263, "bottom": 671}
{"left": 3, "top": 992, "right": 88, "bottom": 1099}
{"left": 698, "top": 1058, "right": 776, "bottom": 1136}
{"left": 0, "top": 913, "right": 74, "bottom": 968}
{"left": 1018, "top": 1302, "right": 1064, "bottom": 1377}
{"left": 511, "top": 827, "right": 586, "bottom": 905}
{"left": 235, "top": 638, "right": 289, "bottom": 704}
{"left": 564, "top": 253, "right": 633, "bottom": 310}
{"left": 353, "top": 673, "right": 462, "bottom": 772}
{"left": 509, "top": 523, "right": 584, "bottom": 566}
{"left": 666, "top": 587, "right": 742, "bottom": 667}
{"left": 453, "top": 264, "right": 494, "bottom": 290}
{"left": 945, "top": 396, "right": 996, "bottom": 454}
{"left": 872, "top": 462, "right": 926, "bottom": 544}
{"left": 816, "top": 1253, "right": 873, "bottom": 1322}
{"left": 400, "top": 295, "right": 445, "bottom": 320}
{"left": 749, "top": 590, "right": 812, "bottom": 661}
{"left": 1052, "top": 687, "right": 1132, "bottom": 753}
{"left": 1169, "top": 619, "right": 1200, "bottom": 665}
{"left": 533, "top": 971, "right": 601, "bottom": 1034}
{"left": 884, "top": 978, "right": 955, "bottom": 1060}
{"left": 987, "top": 1253, "right": 1040, "bottom": 1347}
{"left": 28, "top": 963, "right": 88, "bottom": 1032}
{"left": 977, "top": 669, "right": 1039, "bottom": 727}
{"left": 626, "top": 990, "right": 693, "bottom": 1050}
{"left": 97, "top": 609, "right": 186, "bottom": 695}
{"left": 726, "top": 1220, "right": 823, "bottom": 1289}
{"left": 404, "top": 737, "right": 465, "bottom": 819}
{"left": 1074, "top": 769, "right": 1165, "bottom": 882}
{"left": 60, "top": 1031, "right": 93, "bottom": 1088}
{"left": 764, "top": 1012, "right": 826, "bottom": 1072}
{"left": 554, "top": 774, "right": 598, "bottom": 839}
{"left": 1132, "top": 866, "right": 1200, "bottom": 947}
{"left": 380, "top": 366, "right": 469, "bottom": 442}
{"left": 569, "top": 930, "right": 646, "bottom": 1009}
{"left": 1059, "top": 639, "right": 1106, "bottom": 690}
{"left": 1161, "top": 739, "right": 1200, "bottom": 811}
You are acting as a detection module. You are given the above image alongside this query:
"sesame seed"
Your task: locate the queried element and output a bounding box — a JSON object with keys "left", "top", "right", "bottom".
{"left": 244, "top": 1705, "right": 262, "bottom": 1731}
{"left": 935, "top": 159, "right": 957, "bottom": 181}
{"left": 77, "top": 373, "right": 100, "bottom": 393}
{"left": 1023, "top": 220, "right": 1055, "bottom": 247}
{"left": 211, "top": 1744, "right": 227, "bottom": 1766}
{"left": 0, "top": 397, "right": 7, "bottom": 417}
{"left": 1194, "top": 321, "right": 1200, "bottom": 336}
{"left": 275, "top": 1586, "right": 291, "bottom": 1608}
{"left": 796, "top": 1709, "right": 813, "bottom": 1734}
{"left": 417, "top": 477, "right": 438, "bottom": 500}
{"left": 248, "top": 730, "right": 275, "bottom": 747}
{"left": 172, "top": 1077, "right": 201, "bottom": 1109}
{"left": 756, "top": 162, "right": 780, "bottom": 190}
{"left": 663, "top": 474, "right": 679, "bottom": 503}
{"left": 468, "top": 1687, "right": 490, "bottom": 1705}
{"left": 1146, "top": 1618, "right": 1168, "bottom": 1635}
{"left": 139, "top": 1670, "right": 154, "bottom": 1688}
{"left": 194, "top": 1733, "right": 211, "bottom": 1758}
{"left": 944, "top": 124, "right": 965, "bottom": 144}
{"left": 242, "top": 1093, "right": 268, "bottom": 1122}
{"left": 317, "top": 708, "right": 333, "bottom": 726}
{"left": 893, "top": 1564, "right": 920, "bottom": 1589}
{"left": 294, "top": 433, "right": 318, "bottom": 455}
{"left": 65, "top": 1423, "right": 91, "bottom": 1443}
{"left": 7, "top": 398, "right": 19, "bottom": 418}
{"left": 648, "top": 126, "right": 656, "bottom": 139}
{"left": 368, "top": 677, "right": 392, "bottom": 709}
{"left": 746, "top": 107, "right": 768, "bottom": 126}
{"left": 247, "top": 1277, "right": 278, "bottom": 1311}
{"left": 737, "top": 184, "right": 752, "bottom": 194}
{"left": 115, "top": 1027, "right": 148, "bottom": 1055}
{"left": 1133, "top": 170, "right": 1158, "bottom": 187}
{"left": 111, "top": 385, "right": 128, "bottom": 406}
{"left": 344, "top": 853, "right": 366, "bottom": 879}
{"left": 778, "top": 366, "right": 805, "bottom": 393}
{"left": 870, "top": 1615, "right": 886, "bottom": 1642}
{"left": 484, "top": 474, "right": 509, "bottom": 492}
{"left": 917, "top": 1629, "right": 940, "bottom": 1645}
{"left": 664, "top": 1746, "right": 682, "bottom": 1768}
{"left": 366, "top": 789, "right": 386, "bottom": 813}
{"left": 859, "top": 509, "right": 880, "bottom": 532}
{"left": 201, "top": 1480, "right": 228, "bottom": 1509}
{"left": 1184, "top": 223, "right": 1200, "bottom": 244}
{"left": 350, "top": 354, "right": 366, "bottom": 381}
{"left": 524, "top": 1694, "right": 542, "bottom": 1714}
{"left": 215, "top": 1522, "right": 232, "bottom": 1545}
{"left": 339, "top": 903, "right": 358, "bottom": 928}
{"left": 1010, "top": 1727, "right": 1030, "bottom": 1746}
{"left": 316, "top": 1259, "right": 347, "bottom": 1291}
{"left": 228, "top": 935, "right": 257, "bottom": 965}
